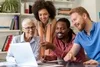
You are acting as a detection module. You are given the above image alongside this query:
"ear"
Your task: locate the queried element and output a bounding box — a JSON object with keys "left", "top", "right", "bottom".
{"left": 82, "top": 13, "right": 87, "bottom": 19}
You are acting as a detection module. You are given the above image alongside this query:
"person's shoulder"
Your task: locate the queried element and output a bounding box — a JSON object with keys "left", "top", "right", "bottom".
{"left": 13, "top": 35, "right": 21, "bottom": 39}
{"left": 76, "top": 31, "right": 82, "bottom": 35}
{"left": 94, "top": 21, "right": 100, "bottom": 23}
{"left": 93, "top": 22, "right": 100, "bottom": 29}
{"left": 11, "top": 34, "right": 22, "bottom": 43}
{"left": 93, "top": 21, "right": 100, "bottom": 25}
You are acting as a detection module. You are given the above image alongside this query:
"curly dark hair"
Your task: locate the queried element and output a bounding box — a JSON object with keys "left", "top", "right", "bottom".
{"left": 32, "top": 0, "right": 56, "bottom": 21}
{"left": 57, "top": 18, "right": 71, "bottom": 29}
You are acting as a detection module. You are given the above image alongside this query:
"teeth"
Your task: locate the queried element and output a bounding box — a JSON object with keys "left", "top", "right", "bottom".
{"left": 58, "top": 33, "right": 62, "bottom": 37}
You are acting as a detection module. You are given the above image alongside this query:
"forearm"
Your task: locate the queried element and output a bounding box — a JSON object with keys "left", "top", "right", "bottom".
{"left": 64, "top": 44, "right": 81, "bottom": 61}
{"left": 68, "top": 44, "right": 81, "bottom": 56}
{"left": 44, "top": 52, "right": 57, "bottom": 61}
{"left": 48, "top": 44, "right": 55, "bottom": 50}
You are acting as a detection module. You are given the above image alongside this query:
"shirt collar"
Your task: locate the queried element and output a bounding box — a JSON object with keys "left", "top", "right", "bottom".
{"left": 20, "top": 33, "right": 35, "bottom": 43}
{"left": 30, "top": 37, "right": 35, "bottom": 43}
{"left": 90, "top": 22, "right": 95, "bottom": 32}
{"left": 83, "top": 22, "right": 95, "bottom": 34}
{"left": 21, "top": 33, "right": 25, "bottom": 42}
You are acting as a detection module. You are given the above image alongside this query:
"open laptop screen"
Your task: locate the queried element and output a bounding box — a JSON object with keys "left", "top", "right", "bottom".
{"left": 10, "top": 42, "right": 38, "bottom": 66}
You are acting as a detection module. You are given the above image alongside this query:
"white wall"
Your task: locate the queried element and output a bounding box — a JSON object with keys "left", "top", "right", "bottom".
{"left": 78, "top": 0, "right": 97, "bottom": 21}
{"left": 96, "top": 0, "right": 100, "bottom": 22}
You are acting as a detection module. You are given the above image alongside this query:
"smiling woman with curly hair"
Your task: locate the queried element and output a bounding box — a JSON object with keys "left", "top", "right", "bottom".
{"left": 32, "top": 0, "right": 56, "bottom": 59}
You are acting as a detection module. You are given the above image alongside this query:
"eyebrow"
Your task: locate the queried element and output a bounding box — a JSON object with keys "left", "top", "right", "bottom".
{"left": 23, "top": 26, "right": 35, "bottom": 27}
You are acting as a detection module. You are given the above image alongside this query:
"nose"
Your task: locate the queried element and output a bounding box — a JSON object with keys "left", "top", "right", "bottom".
{"left": 41, "top": 15, "right": 45, "bottom": 19}
{"left": 72, "top": 21, "right": 76, "bottom": 27}
{"left": 58, "top": 28, "right": 62, "bottom": 32}
{"left": 30, "top": 28, "right": 33, "bottom": 31}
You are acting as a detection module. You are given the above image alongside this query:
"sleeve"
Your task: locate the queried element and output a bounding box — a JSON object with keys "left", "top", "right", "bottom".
{"left": 6, "top": 36, "right": 16, "bottom": 63}
{"left": 74, "top": 33, "right": 81, "bottom": 45}
{"left": 34, "top": 37, "right": 40, "bottom": 60}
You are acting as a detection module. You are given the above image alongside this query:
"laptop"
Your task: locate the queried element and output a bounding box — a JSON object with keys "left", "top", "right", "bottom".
{"left": 10, "top": 42, "right": 38, "bottom": 66}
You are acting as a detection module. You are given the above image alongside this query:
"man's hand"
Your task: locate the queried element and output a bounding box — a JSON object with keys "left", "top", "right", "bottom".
{"left": 64, "top": 52, "right": 76, "bottom": 62}
{"left": 83, "top": 59, "right": 99, "bottom": 65}
{"left": 41, "top": 55, "right": 56, "bottom": 63}
{"left": 41, "top": 42, "right": 55, "bottom": 50}
{"left": 42, "top": 55, "right": 53, "bottom": 61}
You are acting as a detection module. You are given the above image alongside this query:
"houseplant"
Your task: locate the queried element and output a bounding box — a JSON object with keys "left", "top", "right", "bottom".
{"left": 1, "top": 0, "right": 20, "bottom": 13}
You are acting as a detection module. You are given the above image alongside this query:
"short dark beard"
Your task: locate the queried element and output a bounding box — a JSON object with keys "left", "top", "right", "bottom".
{"left": 57, "top": 37, "right": 64, "bottom": 40}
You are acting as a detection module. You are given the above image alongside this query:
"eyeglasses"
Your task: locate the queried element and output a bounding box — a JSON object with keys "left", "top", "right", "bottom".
{"left": 23, "top": 26, "right": 36, "bottom": 30}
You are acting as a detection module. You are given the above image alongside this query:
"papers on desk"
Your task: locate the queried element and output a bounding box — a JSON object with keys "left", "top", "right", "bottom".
{"left": 0, "top": 62, "right": 16, "bottom": 66}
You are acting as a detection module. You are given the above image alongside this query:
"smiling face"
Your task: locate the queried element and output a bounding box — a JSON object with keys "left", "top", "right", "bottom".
{"left": 71, "top": 12, "right": 86, "bottom": 31}
{"left": 38, "top": 9, "right": 50, "bottom": 25}
{"left": 55, "top": 21, "right": 68, "bottom": 39}
{"left": 22, "top": 20, "right": 36, "bottom": 38}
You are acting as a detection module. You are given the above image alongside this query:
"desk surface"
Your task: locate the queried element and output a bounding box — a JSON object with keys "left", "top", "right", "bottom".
{"left": 0, "top": 62, "right": 100, "bottom": 67}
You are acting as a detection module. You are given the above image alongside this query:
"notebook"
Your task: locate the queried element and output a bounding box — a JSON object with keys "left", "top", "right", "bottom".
{"left": 10, "top": 42, "right": 38, "bottom": 66}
